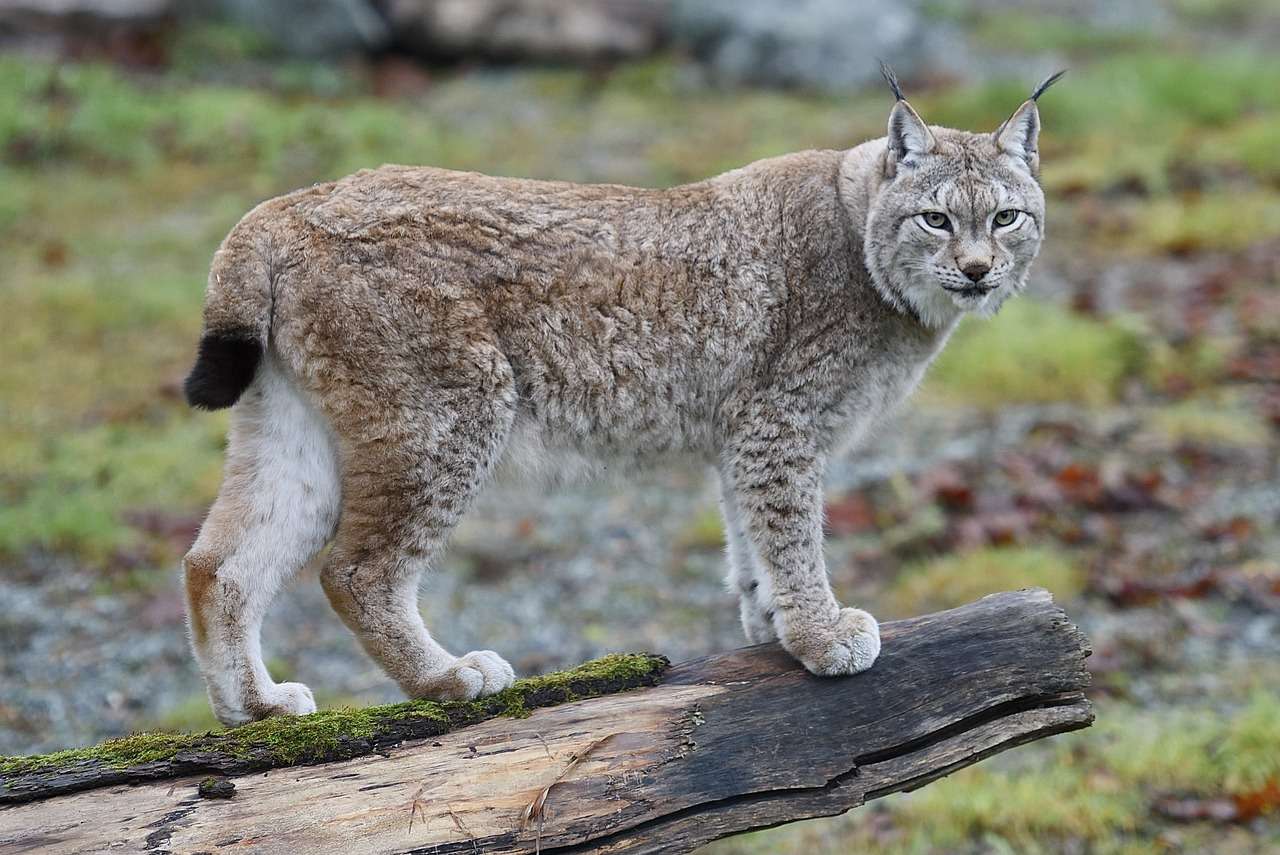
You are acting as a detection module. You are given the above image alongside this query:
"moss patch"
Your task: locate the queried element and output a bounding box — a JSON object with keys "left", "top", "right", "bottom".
{"left": 0, "top": 652, "right": 667, "bottom": 783}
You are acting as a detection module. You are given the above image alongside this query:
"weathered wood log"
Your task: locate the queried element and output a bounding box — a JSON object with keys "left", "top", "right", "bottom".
{"left": 0, "top": 654, "right": 669, "bottom": 806}
{"left": 0, "top": 589, "right": 1091, "bottom": 854}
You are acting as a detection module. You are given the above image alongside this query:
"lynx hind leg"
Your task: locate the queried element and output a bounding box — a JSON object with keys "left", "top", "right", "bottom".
{"left": 718, "top": 479, "right": 778, "bottom": 644}
{"left": 319, "top": 367, "right": 518, "bottom": 702}
{"left": 183, "top": 355, "right": 340, "bottom": 726}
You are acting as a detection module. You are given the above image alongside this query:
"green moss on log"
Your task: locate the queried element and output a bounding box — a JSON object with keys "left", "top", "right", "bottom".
{"left": 0, "top": 652, "right": 667, "bottom": 779}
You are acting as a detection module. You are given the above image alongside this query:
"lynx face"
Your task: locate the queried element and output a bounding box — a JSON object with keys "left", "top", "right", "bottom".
{"left": 862, "top": 71, "right": 1060, "bottom": 328}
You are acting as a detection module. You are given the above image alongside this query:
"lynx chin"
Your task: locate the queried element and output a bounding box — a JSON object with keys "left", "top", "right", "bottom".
{"left": 181, "top": 66, "right": 1063, "bottom": 725}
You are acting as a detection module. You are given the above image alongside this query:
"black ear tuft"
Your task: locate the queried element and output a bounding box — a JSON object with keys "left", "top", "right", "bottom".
{"left": 183, "top": 331, "right": 263, "bottom": 410}
{"left": 878, "top": 60, "right": 904, "bottom": 102}
{"left": 1030, "top": 69, "right": 1067, "bottom": 102}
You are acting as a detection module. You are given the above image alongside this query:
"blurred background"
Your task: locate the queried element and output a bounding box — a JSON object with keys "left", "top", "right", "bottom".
{"left": 2, "top": 0, "right": 1279, "bottom": 851}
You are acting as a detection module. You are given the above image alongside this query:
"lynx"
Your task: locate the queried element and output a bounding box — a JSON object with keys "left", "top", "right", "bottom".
{"left": 182, "top": 67, "right": 1062, "bottom": 725}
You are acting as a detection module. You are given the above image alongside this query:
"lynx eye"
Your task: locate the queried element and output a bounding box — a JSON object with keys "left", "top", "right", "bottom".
{"left": 920, "top": 212, "right": 951, "bottom": 231}
{"left": 993, "top": 209, "right": 1020, "bottom": 228}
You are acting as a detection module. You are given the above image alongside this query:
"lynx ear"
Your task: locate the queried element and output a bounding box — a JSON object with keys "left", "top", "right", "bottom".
{"left": 879, "top": 61, "right": 935, "bottom": 173}
{"left": 994, "top": 70, "right": 1065, "bottom": 175}
{"left": 887, "top": 100, "right": 936, "bottom": 164}
{"left": 994, "top": 100, "right": 1041, "bottom": 171}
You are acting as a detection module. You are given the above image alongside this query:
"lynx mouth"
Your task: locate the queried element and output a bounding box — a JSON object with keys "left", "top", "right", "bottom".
{"left": 941, "top": 283, "right": 996, "bottom": 298}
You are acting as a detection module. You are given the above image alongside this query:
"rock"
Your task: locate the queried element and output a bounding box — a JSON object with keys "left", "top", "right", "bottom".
{"left": 669, "top": 0, "right": 963, "bottom": 91}
{"left": 0, "top": 0, "right": 171, "bottom": 22}
{"left": 382, "top": 0, "right": 666, "bottom": 63}
{"left": 208, "top": 0, "right": 389, "bottom": 57}
{"left": 0, "top": 0, "right": 174, "bottom": 64}
{"left": 197, "top": 776, "right": 236, "bottom": 799}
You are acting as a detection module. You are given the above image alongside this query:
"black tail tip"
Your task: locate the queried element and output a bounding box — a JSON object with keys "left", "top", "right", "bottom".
{"left": 183, "top": 332, "right": 263, "bottom": 410}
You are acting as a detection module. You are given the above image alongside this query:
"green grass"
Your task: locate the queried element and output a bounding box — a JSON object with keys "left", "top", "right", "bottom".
{"left": 1131, "top": 192, "right": 1280, "bottom": 254}
{"left": 884, "top": 545, "right": 1085, "bottom": 616}
{"left": 145, "top": 691, "right": 223, "bottom": 734}
{"left": 1144, "top": 397, "right": 1273, "bottom": 448}
{"left": 924, "top": 300, "right": 1148, "bottom": 408}
{"left": 674, "top": 505, "right": 727, "bottom": 552}
{"left": 0, "top": 415, "right": 226, "bottom": 561}
{"left": 921, "top": 51, "right": 1280, "bottom": 142}
{"left": 2, "top": 40, "right": 1278, "bottom": 566}
{"left": 968, "top": 12, "right": 1163, "bottom": 56}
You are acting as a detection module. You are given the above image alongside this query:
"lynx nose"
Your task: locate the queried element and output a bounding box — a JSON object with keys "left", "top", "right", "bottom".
{"left": 961, "top": 261, "right": 991, "bottom": 283}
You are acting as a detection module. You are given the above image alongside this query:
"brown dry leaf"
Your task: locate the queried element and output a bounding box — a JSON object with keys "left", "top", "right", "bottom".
{"left": 1232, "top": 778, "right": 1280, "bottom": 821}
{"left": 824, "top": 491, "right": 875, "bottom": 536}
{"left": 917, "top": 464, "right": 974, "bottom": 511}
{"left": 1104, "top": 568, "right": 1222, "bottom": 608}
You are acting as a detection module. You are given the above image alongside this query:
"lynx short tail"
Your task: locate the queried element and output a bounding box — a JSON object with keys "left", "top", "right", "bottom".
{"left": 183, "top": 217, "right": 275, "bottom": 410}
{"left": 184, "top": 332, "right": 263, "bottom": 410}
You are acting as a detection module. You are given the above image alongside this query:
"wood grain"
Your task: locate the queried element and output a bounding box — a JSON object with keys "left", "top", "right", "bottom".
{"left": 0, "top": 589, "right": 1092, "bottom": 855}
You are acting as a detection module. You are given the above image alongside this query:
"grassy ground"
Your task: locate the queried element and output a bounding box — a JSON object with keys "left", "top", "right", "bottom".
{"left": 3, "top": 3, "right": 1280, "bottom": 851}
{"left": 5, "top": 40, "right": 1280, "bottom": 565}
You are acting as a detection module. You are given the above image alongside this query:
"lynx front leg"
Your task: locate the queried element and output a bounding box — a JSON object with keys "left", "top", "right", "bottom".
{"left": 319, "top": 381, "right": 517, "bottom": 702}
{"left": 722, "top": 432, "right": 880, "bottom": 676}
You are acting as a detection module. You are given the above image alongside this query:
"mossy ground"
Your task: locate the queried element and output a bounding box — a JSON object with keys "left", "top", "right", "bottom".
{"left": 0, "top": 652, "right": 666, "bottom": 778}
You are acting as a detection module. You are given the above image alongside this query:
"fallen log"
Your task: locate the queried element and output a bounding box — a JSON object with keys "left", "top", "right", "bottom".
{"left": 0, "top": 589, "right": 1091, "bottom": 854}
{"left": 0, "top": 653, "right": 670, "bottom": 806}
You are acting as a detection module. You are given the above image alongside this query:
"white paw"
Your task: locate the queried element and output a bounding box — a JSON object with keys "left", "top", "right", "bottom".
{"left": 258, "top": 681, "right": 318, "bottom": 717}
{"left": 790, "top": 608, "right": 881, "bottom": 677}
{"left": 420, "top": 650, "right": 516, "bottom": 701}
{"left": 214, "top": 681, "right": 317, "bottom": 726}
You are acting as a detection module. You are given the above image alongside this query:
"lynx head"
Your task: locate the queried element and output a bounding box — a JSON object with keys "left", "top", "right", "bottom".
{"left": 863, "top": 64, "right": 1064, "bottom": 327}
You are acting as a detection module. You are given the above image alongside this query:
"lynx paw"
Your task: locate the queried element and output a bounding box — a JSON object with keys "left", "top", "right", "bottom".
{"left": 787, "top": 607, "right": 881, "bottom": 677}
{"left": 216, "top": 681, "right": 317, "bottom": 726}
{"left": 413, "top": 650, "right": 516, "bottom": 701}
{"left": 260, "top": 681, "right": 319, "bottom": 716}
